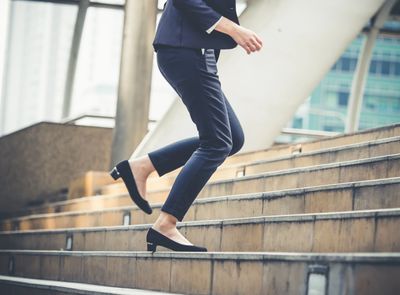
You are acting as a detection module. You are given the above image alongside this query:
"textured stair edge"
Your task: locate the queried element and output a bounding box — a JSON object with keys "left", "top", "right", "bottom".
{"left": 7, "top": 152, "right": 400, "bottom": 215}
{"left": 1, "top": 207, "right": 399, "bottom": 236}
{"left": 231, "top": 135, "right": 400, "bottom": 166}
{"left": 0, "top": 275, "right": 182, "bottom": 295}
{"left": 63, "top": 152, "right": 400, "bottom": 196}
{"left": 107, "top": 152, "right": 400, "bottom": 194}
{"left": 2, "top": 176, "right": 400, "bottom": 226}
{"left": 6, "top": 128, "right": 400, "bottom": 221}
{"left": 1, "top": 249, "right": 400, "bottom": 263}
{"left": 223, "top": 122, "right": 400, "bottom": 159}
{"left": 3, "top": 251, "right": 400, "bottom": 295}
{"left": 208, "top": 152, "right": 400, "bottom": 186}
{"left": 144, "top": 135, "right": 400, "bottom": 180}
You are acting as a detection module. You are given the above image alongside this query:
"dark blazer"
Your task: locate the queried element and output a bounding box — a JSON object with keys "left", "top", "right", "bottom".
{"left": 153, "top": 0, "right": 240, "bottom": 61}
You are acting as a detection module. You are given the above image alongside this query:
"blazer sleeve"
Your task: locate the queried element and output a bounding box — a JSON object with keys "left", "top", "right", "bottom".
{"left": 206, "top": 15, "right": 223, "bottom": 34}
{"left": 172, "top": 0, "right": 223, "bottom": 32}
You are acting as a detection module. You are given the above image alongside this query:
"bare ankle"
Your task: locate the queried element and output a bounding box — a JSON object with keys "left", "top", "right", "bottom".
{"left": 129, "top": 155, "right": 155, "bottom": 177}
{"left": 153, "top": 212, "right": 177, "bottom": 230}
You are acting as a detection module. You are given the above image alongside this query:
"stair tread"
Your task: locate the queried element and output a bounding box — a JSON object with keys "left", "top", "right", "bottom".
{"left": 2, "top": 249, "right": 400, "bottom": 262}
{"left": 143, "top": 135, "right": 400, "bottom": 179}
{"left": 14, "top": 153, "right": 400, "bottom": 211}
{"left": 224, "top": 122, "right": 400, "bottom": 157}
{"left": 0, "top": 275, "right": 182, "bottom": 295}
{"left": 1, "top": 207, "right": 399, "bottom": 235}
{"left": 2, "top": 176, "right": 400, "bottom": 223}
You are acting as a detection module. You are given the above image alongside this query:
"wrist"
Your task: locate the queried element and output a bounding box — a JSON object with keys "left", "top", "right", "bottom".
{"left": 227, "top": 22, "right": 240, "bottom": 37}
{"left": 216, "top": 16, "right": 240, "bottom": 37}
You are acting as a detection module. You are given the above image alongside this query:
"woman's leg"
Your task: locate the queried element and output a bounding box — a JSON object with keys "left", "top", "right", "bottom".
{"left": 146, "top": 88, "right": 245, "bottom": 177}
{"left": 150, "top": 48, "right": 246, "bottom": 246}
{"left": 136, "top": 47, "right": 244, "bottom": 245}
{"left": 128, "top": 86, "right": 245, "bottom": 210}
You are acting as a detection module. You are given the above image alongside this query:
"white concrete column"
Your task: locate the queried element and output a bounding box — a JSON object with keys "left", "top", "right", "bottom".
{"left": 62, "top": 0, "right": 90, "bottom": 120}
{"left": 110, "top": 0, "right": 158, "bottom": 167}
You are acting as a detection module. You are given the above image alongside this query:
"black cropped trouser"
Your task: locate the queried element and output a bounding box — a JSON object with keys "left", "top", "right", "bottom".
{"left": 148, "top": 45, "right": 245, "bottom": 222}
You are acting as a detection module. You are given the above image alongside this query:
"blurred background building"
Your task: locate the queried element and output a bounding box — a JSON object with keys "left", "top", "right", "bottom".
{"left": 1, "top": 1, "right": 400, "bottom": 294}
{"left": 2, "top": 0, "right": 397, "bottom": 140}
{"left": 0, "top": 0, "right": 247, "bottom": 136}
{"left": 287, "top": 29, "right": 400, "bottom": 133}
{"left": 0, "top": 0, "right": 399, "bottom": 210}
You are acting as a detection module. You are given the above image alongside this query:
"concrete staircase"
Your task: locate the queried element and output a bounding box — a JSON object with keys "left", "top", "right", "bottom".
{"left": 1, "top": 123, "right": 400, "bottom": 294}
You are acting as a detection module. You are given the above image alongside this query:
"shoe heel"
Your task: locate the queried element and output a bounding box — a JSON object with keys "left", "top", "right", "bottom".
{"left": 147, "top": 242, "right": 157, "bottom": 252}
{"left": 110, "top": 167, "right": 120, "bottom": 180}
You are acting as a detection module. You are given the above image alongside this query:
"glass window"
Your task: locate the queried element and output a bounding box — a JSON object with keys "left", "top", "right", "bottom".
{"left": 292, "top": 117, "right": 303, "bottom": 129}
{"left": 1, "top": 1, "right": 77, "bottom": 135}
{"left": 381, "top": 60, "right": 390, "bottom": 75}
{"left": 339, "top": 57, "right": 357, "bottom": 72}
{"left": 70, "top": 6, "right": 124, "bottom": 118}
{"left": 325, "top": 92, "right": 337, "bottom": 108}
{"left": 349, "top": 57, "right": 357, "bottom": 71}
{"left": 342, "top": 57, "right": 351, "bottom": 71}
{"left": 335, "top": 59, "right": 342, "bottom": 71}
{"left": 369, "top": 60, "right": 378, "bottom": 74}
{"left": 394, "top": 98, "right": 400, "bottom": 112}
{"left": 394, "top": 62, "right": 400, "bottom": 76}
{"left": 338, "top": 91, "right": 349, "bottom": 107}
{"left": 364, "top": 96, "right": 377, "bottom": 110}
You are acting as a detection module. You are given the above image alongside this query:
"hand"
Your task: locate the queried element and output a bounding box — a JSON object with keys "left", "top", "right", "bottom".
{"left": 231, "top": 25, "right": 263, "bottom": 54}
{"left": 214, "top": 17, "right": 263, "bottom": 54}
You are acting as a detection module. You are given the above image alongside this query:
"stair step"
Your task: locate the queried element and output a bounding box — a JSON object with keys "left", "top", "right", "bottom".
{"left": 0, "top": 275, "right": 181, "bottom": 294}
{"left": 9, "top": 125, "right": 400, "bottom": 222}
{"left": 222, "top": 122, "right": 400, "bottom": 165}
{"left": 1, "top": 250, "right": 399, "bottom": 295}
{"left": 2, "top": 177, "right": 400, "bottom": 231}
{"left": 10, "top": 153, "right": 400, "bottom": 218}
{"left": 126, "top": 136, "right": 400, "bottom": 194}
{"left": 135, "top": 135, "right": 400, "bottom": 192}
{"left": 1, "top": 208, "right": 399, "bottom": 252}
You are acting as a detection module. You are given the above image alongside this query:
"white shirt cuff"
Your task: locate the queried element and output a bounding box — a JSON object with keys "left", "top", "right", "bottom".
{"left": 206, "top": 16, "right": 223, "bottom": 34}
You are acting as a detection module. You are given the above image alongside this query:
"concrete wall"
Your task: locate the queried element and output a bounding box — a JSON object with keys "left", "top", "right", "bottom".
{"left": 0, "top": 122, "right": 112, "bottom": 216}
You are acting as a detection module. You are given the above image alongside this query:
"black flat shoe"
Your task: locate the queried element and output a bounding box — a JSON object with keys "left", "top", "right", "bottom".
{"left": 146, "top": 227, "right": 207, "bottom": 252}
{"left": 109, "top": 160, "right": 152, "bottom": 214}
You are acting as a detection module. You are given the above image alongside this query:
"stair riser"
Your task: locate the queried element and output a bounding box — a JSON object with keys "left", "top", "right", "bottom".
{"left": 1, "top": 252, "right": 399, "bottom": 295}
{"left": 223, "top": 124, "right": 400, "bottom": 165}
{"left": 3, "top": 181, "right": 400, "bottom": 231}
{"left": 101, "top": 142, "right": 400, "bottom": 194}
{"left": 2, "top": 213, "right": 399, "bottom": 252}
{"left": 133, "top": 139, "right": 399, "bottom": 192}
{"left": 199, "top": 157, "right": 398, "bottom": 198}
{"left": 5, "top": 157, "right": 399, "bottom": 220}
{"left": 8, "top": 134, "right": 399, "bottom": 222}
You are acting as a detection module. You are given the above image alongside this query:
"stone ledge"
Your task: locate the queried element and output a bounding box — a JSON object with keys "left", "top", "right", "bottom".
{"left": 2, "top": 250, "right": 400, "bottom": 263}
{"left": 1, "top": 208, "right": 400, "bottom": 235}
{"left": 0, "top": 275, "right": 181, "bottom": 294}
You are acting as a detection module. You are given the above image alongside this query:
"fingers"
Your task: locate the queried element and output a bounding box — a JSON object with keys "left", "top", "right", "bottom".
{"left": 245, "top": 41, "right": 257, "bottom": 52}
{"left": 254, "top": 33, "right": 263, "bottom": 47}
{"left": 235, "top": 26, "right": 263, "bottom": 55}
{"left": 250, "top": 38, "right": 262, "bottom": 51}
{"left": 242, "top": 36, "right": 262, "bottom": 54}
{"left": 240, "top": 42, "right": 250, "bottom": 54}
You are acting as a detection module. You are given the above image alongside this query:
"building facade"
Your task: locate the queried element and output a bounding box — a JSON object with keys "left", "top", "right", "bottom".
{"left": 289, "top": 32, "right": 400, "bottom": 133}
